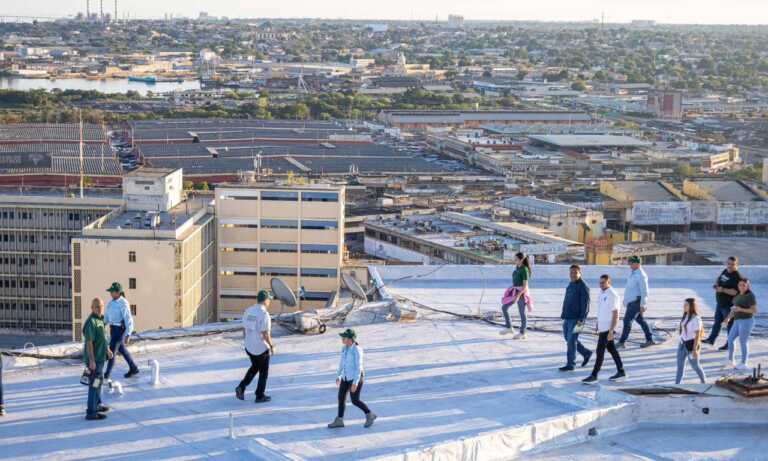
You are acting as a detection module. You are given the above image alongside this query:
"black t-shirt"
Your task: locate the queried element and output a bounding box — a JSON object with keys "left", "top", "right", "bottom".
{"left": 715, "top": 269, "right": 741, "bottom": 309}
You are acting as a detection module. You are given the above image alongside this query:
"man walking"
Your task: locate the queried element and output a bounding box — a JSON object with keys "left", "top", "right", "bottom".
{"left": 583, "top": 275, "right": 626, "bottom": 384}
{"left": 104, "top": 283, "right": 139, "bottom": 380}
{"left": 84, "top": 298, "right": 112, "bottom": 420}
{"left": 617, "top": 256, "right": 654, "bottom": 349}
{"left": 236, "top": 289, "right": 275, "bottom": 403}
{"left": 559, "top": 265, "right": 592, "bottom": 372}
{"left": 703, "top": 256, "right": 741, "bottom": 351}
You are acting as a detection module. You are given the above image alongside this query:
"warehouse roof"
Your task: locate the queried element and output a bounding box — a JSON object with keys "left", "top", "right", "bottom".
{"left": 688, "top": 180, "right": 763, "bottom": 202}
{"left": 607, "top": 181, "right": 681, "bottom": 202}
{"left": 528, "top": 134, "right": 650, "bottom": 148}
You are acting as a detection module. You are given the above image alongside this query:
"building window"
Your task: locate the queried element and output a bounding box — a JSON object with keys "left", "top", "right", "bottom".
{"left": 301, "top": 244, "right": 339, "bottom": 254}
{"left": 260, "top": 243, "right": 298, "bottom": 253}
{"left": 261, "top": 219, "right": 298, "bottom": 229}
{"left": 130, "top": 304, "right": 137, "bottom": 316}
{"left": 129, "top": 251, "right": 136, "bottom": 262}
{"left": 129, "top": 278, "right": 137, "bottom": 289}
{"left": 261, "top": 191, "right": 299, "bottom": 201}
{"left": 302, "top": 192, "right": 339, "bottom": 202}
{"left": 300, "top": 268, "right": 338, "bottom": 278}
{"left": 261, "top": 267, "right": 298, "bottom": 277}
{"left": 301, "top": 220, "right": 338, "bottom": 230}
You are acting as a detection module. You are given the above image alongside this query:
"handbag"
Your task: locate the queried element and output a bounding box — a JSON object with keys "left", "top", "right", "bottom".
{"left": 683, "top": 339, "right": 695, "bottom": 352}
{"left": 80, "top": 368, "right": 92, "bottom": 386}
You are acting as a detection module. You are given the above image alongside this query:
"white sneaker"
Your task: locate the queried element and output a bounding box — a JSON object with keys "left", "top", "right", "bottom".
{"left": 736, "top": 363, "right": 751, "bottom": 372}
{"left": 500, "top": 328, "right": 514, "bottom": 336}
{"left": 513, "top": 333, "right": 527, "bottom": 340}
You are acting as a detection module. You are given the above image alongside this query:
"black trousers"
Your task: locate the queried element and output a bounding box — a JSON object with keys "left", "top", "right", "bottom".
{"left": 338, "top": 379, "right": 370, "bottom": 418}
{"left": 591, "top": 331, "right": 624, "bottom": 376}
{"left": 238, "top": 350, "right": 270, "bottom": 398}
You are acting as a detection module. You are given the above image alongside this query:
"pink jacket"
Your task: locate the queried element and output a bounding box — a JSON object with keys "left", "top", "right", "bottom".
{"left": 502, "top": 286, "right": 533, "bottom": 312}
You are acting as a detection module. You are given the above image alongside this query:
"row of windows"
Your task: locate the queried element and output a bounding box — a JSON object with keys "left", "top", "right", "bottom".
{"left": 227, "top": 191, "right": 339, "bottom": 203}
{"left": 224, "top": 267, "right": 338, "bottom": 278}
{"left": 223, "top": 244, "right": 338, "bottom": 254}
{"left": 221, "top": 292, "right": 332, "bottom": 301}
{"left": 0, "top": 211, "right": 91, "bottom": 221}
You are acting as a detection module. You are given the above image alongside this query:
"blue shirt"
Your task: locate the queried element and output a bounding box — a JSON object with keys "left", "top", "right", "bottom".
{"left": 337, "top": 344, "right": 364, "bottom": 385}
{"left": 624, "top": 268, "right": 649, "bottom": 307}
{"left": 561, "top": 279, "right": 590, "bottom": 321}
{"left": 105, "top": 296, "right": 134, "bottom": 336}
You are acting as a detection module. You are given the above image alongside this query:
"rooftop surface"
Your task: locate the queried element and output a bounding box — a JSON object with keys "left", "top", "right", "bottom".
{"left": 690, "top": 180, "right": 761, "bottom": 202}
{"left": 608, "top": 181, "right": 681, "bottom": 202}
{"left": 1, "top": 265, "right": 767, "bottom": 460}
{"left": 528, "top": 135, "right": 650, "bottom": 149}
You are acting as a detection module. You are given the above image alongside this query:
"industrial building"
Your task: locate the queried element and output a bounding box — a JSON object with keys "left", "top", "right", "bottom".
{"left": 72, "top": 168, "right": 217, "bottom": 340}
{"left": 364, "top": 211, "right": 581, "bottom": 264}
{"left": 215, "top": 183, "right": 345, "bottom": 318}
{"left": 500, "top": 196, "right": 606, "bottom": 243}
{"left": 0, "top": 190, "right": 121, "bottom": 334}
{"left": 378, "top": 110, "right": 592, "bottom": 130}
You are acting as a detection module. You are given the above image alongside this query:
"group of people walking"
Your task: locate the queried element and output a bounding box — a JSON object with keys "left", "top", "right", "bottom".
{"left": 498, "top": 254, "right": 759, "bottom": 386}
{"left": 234, "top": 289, "right": 376, "bottom": 429}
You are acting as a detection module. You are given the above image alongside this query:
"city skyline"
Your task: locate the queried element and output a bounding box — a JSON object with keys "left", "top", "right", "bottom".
{"left": 6, "top": 0, "right": 768, "bottom": 25}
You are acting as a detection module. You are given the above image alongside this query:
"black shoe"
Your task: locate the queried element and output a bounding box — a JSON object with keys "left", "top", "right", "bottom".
{"left": 98, "top": 405, "right": 110, "bottom": 413}
{"left": 718, "top": 343, "right": 729, "bottom": 351}
{"left": 609, "top": 370, "right": 626, "bottom": 381}
{"left": 124, "top": 368, "right": 139, "bottom": 379}
{"left": 85, "top": 413, "right": 107, "bottom": 421}
{"left": 640, "top": 340, "right": 655, "bottom": 349}
{"left": 582, "top": 375, "right": 598, "bottom": 385}
{"left": 255, "top": 395, "right": 272, "bottom": 403}
{"left": 235, "top": 387, "right": 245, "bottom": 401}
{"left": 581, "top": 351, "right": 592, "bottom": 368}
{"left": 559, "top": 365, "right": 575, "bottom": 372}
{"left": 702, "top": 339, "right": 714, "bottom": 346}
{"left": 0, "top": 406, "right": 5, "bottom": 416}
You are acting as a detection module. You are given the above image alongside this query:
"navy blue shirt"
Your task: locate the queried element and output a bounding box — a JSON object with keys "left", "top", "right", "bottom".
{"left": 561, "top": 279, "right": 590, "bottom": 321}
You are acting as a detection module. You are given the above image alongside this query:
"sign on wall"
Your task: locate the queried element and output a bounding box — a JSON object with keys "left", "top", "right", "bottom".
{"left": 0, "top": 152, "right": 52, "bottom": 170}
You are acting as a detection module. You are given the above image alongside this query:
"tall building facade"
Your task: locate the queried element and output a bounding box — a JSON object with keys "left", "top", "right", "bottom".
{"left": 0, "top": 192, "right": 121, "bottom": 333}
{"left": 215, "top": 183, "right": 345, "bottom": 318}
{"left": 72, "top": 169, "right": 216, "bottom": 340}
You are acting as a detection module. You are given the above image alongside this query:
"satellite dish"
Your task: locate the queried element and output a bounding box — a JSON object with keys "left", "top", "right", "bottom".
{"left": 342, "top": 272, "right": 368, "bottom": 302}
{"left": 270, "top": 277, "right": 297, "bottom": 308}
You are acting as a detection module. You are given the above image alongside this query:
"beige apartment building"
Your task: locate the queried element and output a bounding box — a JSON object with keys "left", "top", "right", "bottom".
{"left": 216, "top": 183, "right": 345, "bottom": 318}
{"left": 72, "top": 168, "right": 216, "bottom": 340}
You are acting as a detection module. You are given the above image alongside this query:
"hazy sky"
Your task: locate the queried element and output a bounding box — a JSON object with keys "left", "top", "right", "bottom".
{"left": 10, "top": 0, "right": 768, "bottom": 25}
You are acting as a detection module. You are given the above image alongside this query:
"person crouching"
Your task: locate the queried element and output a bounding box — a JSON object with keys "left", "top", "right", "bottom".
{"left": 328, "top": 329, "right": 376, "bottom": 429}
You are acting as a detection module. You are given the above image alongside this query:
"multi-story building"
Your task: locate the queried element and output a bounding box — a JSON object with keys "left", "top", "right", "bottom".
{"left": 0, "top": 191, "right": 121, "bottom": 334}
{"left": 215, "top": 183, "right": 345, "bottom": 318}
{"left": 72, "top": 168, "right": 216, "bottom": 340}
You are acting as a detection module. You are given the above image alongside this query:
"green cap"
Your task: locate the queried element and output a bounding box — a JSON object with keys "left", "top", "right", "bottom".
{"left": 257, "top": 289, "right": 273, "bottom": 303}
{"left": 339, "top": 328, "right": 357, "bottom": 340}
{"left": 106, "top": 282, "right": 123, "bottom": 293}
{"left": 628, "top": 255, "right": 641, "bottom": 264}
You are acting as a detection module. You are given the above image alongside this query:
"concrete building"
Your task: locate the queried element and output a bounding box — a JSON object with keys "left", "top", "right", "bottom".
{"left": 364, "top": 212, "right": 581, "bottom": 264}
{"left": 500, "top": 196, "right": 606, "bottom": 243}
{"left": 0, "top": 190, "right": 121, "bottom": 334}
{"left": 72, "top": 169, "right": 216, "bottom": 340}
{"left": 647, "top": 90, "right": 683, "bottom": 120}
{"left": 378, "top": 110, "right": 592, "bottom": 130}
{"left": 447, "top": 14, "right": 465, "bottom": 29}
{"left": 215, "top": 183, "right": 345, "bottom": 318}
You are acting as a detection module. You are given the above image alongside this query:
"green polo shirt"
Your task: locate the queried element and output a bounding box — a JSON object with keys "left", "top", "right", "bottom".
{"left": 83, "top": 313, "right": 108, "bottom": 365}
{"left": 513, "top": 266, "right": 530, "bottom": 287}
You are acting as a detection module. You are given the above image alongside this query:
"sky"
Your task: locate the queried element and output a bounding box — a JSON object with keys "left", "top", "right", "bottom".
{"left": 7, "top": 0, "right": 768, "bottom": 25}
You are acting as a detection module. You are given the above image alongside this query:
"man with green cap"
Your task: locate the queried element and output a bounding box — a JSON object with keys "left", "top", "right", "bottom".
{"left": 328, "top": 328, "right": 376, "bottom": 429}
{"left": 236, "top": 289, "right": 275, "bottom": 403}
{"left": 84, "top": 297, "right": 112, "bottom": 420}
{"left": 618, "top": 256, "right": 654, "bottom": 349}
{"left": 104, "top": 282, "right": 139, "bottom": 380}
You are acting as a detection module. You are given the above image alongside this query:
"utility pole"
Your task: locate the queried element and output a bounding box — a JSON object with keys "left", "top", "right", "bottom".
{"left": 100, "top": 0, "right": 104, "bottom": 23}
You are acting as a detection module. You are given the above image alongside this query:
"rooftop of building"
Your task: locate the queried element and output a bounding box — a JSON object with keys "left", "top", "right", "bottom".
{"left": 688, "top": 180, "right": 763, "bottom": 202}
{"left": 501, "top": 196, "right": 586, "bottom": 216}
{"left": 1, "top": 264, "right": 767, "bottom": 460}
{"left": 0, "top": 187, "right": 123, "bottom": 206}
{"left": 606, "top": 181, "right": 681, "bottom": 202}
{"left": 86, "top": 196, "right": 211, "bottom": 237}
{"left": 528, "top": 134, "right": 651, "bottom": 149}
{"left": 124, "top": 167, "right": 178, "bottom": 178}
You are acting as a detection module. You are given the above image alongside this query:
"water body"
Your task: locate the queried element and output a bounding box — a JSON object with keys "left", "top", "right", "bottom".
{"left": 0, "top": 77, "right": 200, "bottom": 95}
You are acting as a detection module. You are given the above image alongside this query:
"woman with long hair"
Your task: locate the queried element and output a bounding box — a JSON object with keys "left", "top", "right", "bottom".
{"left": 675, "top": 298, "right": 706, "bottom": 384}
{"left": 725, "top": 278, "right": 758, "bottom": 371}
{"left": 328, "top": 328, "right": 376, "bottom": 429}
{"left": 500, "top": 252, "right": 533, "bottom": 340}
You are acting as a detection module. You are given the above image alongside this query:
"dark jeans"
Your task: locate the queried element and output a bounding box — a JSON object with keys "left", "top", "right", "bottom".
{"left": 86, "top": 361, "right": 105, "bottom": 415}
{"left": 105, "top": 325, "right": 138, "bottom": 379}
{"left": 562, "top": 319, "right": 591, "bottom": 368}
{"left": 591, "top": 331, "right": 623, "bottom": 376}
{"left": 238, "top": 350, "right": 270, "bottom": 398}
{"left": 619, "top": 300, "right": 653, "bottom": 343}
{"left": 502, "top": 296, "right": 527, "bottom": 331}
{"left": 705, "top": 305, "right": 732, "bottom": 343}
{"left": 338, "top": 378, "right": 370, "bottom": 418}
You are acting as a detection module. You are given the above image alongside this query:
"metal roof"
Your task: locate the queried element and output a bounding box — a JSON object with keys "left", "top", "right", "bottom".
{"left": 528, "top": 134, "right": 650, "bottom": 148}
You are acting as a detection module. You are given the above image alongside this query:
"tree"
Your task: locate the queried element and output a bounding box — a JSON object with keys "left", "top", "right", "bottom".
{"left": 571, "top": 81, "right": 587, "bottom": 91}
{"left": 183, "top": 180, "right": 194, "bottom": 190}
{"left": 675, "top": 162, "right": 696, "bottom": 178}
{"left": 193, "top": 181, "right": 210, "bottom": 191}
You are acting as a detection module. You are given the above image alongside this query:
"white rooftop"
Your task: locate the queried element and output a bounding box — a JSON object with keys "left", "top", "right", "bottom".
{"left": 1, "top": 265, "right": 767, "bottom": 460}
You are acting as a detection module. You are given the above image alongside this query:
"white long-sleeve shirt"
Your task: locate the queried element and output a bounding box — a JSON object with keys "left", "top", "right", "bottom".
{"left": 624, "top": 268, "right": 649, "bottom": 308}
{"left": 104, "top": 296, "right": 134, "bottom": 336}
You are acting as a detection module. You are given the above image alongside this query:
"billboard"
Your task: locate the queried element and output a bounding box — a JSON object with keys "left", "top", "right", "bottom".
{"left": 0, "top": 152, "right": 52, "bottom": 171}
{"left": 631, "top": 202, "right": 690, "bottom": 225}
{"left": 690, "top": 201, "right": 717, "bottom": 223}
{"left": 519, "top": 243, "right": 569, "bottom": 255}
{"left": 748, "top": 202, "right": 768, "bottom": 225}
